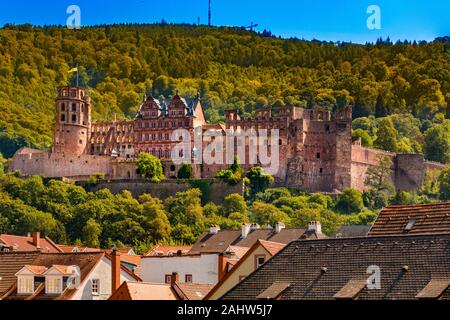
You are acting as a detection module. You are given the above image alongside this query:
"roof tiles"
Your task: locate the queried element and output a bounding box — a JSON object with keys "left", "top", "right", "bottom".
{"left": 221, "top": 233, "right": 450, "bottom": 300}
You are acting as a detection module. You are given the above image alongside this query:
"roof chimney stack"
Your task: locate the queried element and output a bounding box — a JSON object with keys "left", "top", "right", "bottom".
{"left": 32, "top": 232, "right": 41, "bottom": 249}
{"left": 171, "top": 272, "right": 179, "bottom": 286}
{"left": 275, "top": 222, "right": 286, "bottom": 234}
{"left": 111, "top": 249, "right": 121, "bottom": 294}
{"left": 241, "top": 224, "right": 251, "bottom": 239}
{"left": 209, "top": 225, "right": 221, "bottom": 235}
{"left": 307, "top": 221, "right": 322, "bottom": 234}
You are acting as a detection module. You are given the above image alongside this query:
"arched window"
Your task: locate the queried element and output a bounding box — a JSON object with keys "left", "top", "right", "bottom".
{"left": 61, "top": 103, "right": 66, "bottom": 112}
{"left": 60, "top": 114, "right": 66, "bottom": 122}
{"left": 72, "top": 103, "right": 76, "bottom": 112}
{"left": 72, "top": 114, "right": 77, "bottom": 123}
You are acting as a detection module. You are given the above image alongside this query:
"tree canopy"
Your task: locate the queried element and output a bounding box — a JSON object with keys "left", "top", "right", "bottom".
{"left": 0, "top": 24, "right": 448, "bottom": 161}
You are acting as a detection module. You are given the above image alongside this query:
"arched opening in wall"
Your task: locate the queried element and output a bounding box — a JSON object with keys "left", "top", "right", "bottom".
{"left": 279, "top": 139, "right": 283, "bottom": 146}
{"left": 320, "top": 168, "right": 323, "bottom": 174}
{"left": 61, "top": 103, "right": 66, "bottom": 112}
{"left": 61, "top": 114, "right": 66, "bottom": 122}
{"left": 127, "top": 171, "right": 131, "bottom": 178}
{"left": 170, "top": 165, "right": 176, "bottom": 172}
{"left": 72, "top": 115, "right": 77, "bottom": 123}
{"left": 317, "top": 152, "right": 321, "bottom": 159}
{"left": 325, "top": 125, "right": 330, "bottom": 132}
{"left": 72, "top": 103, "right": 76, "bottom": 112}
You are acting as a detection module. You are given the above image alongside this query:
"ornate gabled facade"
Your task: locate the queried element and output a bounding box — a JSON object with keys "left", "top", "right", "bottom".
{"left": 8, "top": 86, "right": 446, "bottom": 193}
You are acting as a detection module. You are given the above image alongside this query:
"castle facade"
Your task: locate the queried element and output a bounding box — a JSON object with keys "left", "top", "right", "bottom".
{"left": 9, "top": 86, "right": 445, "bottom": 193}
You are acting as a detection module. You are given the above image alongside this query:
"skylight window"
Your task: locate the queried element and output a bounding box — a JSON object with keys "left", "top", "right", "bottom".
{"left": 404, "top": 220, "right": 416, "bottom": 232}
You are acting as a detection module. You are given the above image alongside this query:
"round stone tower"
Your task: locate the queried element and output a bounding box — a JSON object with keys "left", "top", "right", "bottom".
{"left": 52, "top": 86, "right": 91, "bottom": 155}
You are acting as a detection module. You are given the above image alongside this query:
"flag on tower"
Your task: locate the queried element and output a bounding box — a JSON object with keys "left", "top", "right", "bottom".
{"left": 68, "top": 67, "right": 78, "bottom": 73}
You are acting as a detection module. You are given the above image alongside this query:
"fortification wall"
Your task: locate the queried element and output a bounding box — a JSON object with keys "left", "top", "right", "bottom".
{"left": 81, "top": 179, "right": 244, "bottom": 203}
{"left": 350, "top": 145, "right": 395, "bottom": 191}
{"left": 9, "top": 151, "right": 113, "bottom": 178}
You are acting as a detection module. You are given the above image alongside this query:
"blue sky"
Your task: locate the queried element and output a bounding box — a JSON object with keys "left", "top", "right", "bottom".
{"left": 0, "top": 0, "right": 449, "bottom": 43}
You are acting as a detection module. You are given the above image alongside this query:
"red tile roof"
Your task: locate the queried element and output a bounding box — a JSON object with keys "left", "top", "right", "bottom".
{"left": 21, "top": 265, "right": 48, "bottom": 275}
{"left": 109, "top": 282, "right": 178, "bottom": 300}
{"left": 173, "top": 282, "right": 214, "bottom": 300}
{"left": 0, "top": 251, "right": 40, "bottom": 296}
{"left": 258, "top": 240, "right": 286, "bottom": 256}
{"left": 57, "top": 245, "right": 101, "bottom": 253}
{"left": 0, "top": 234, "right": 62, "bottom": 253}
{"left": 1, "top": 252, "right": 104, "bottom": 300}
{"left": 368, "top": 202, "right": 450, "bottom": 237}
{"left": 189, "top": 228, "right": 305, "bottom": 255}
{"left": 146, "top": 245, "right": 192, "bottom": 257}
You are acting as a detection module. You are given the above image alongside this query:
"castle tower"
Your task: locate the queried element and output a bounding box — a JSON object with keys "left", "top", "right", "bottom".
{"left": 52, "top": 86, "right": 91, "bottom": 155}
{"left": 333, "top": 106, "right": 353, "bottom": 191}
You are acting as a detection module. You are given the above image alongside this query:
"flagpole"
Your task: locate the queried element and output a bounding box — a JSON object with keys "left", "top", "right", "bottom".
{"left": 76, "top": 63, "right": 79, "bottom": 87}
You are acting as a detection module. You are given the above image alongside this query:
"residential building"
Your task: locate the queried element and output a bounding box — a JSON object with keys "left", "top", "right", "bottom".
{"left": 0, "top": 232, "right": 62, "bottom": 253}
{"left": 0, "top": 249, "right": 140, "bottom": 300}
{"left": 141, "top": 223, "right": 307, "bottom": 285}
{"left": 368, "top": 202, "right": 450, "bottom": 236}
{"left": 221, "top": 233, "right": 450, "bottom": 300}
{"left": 109, "top": 273, "right": 213, "bottom": 300}
{"left": 205, "top": 240, "right": 286, "bottom": 300}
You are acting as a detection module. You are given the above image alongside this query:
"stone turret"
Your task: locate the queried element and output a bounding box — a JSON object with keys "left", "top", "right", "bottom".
{"left": 52, "top": 86, "right": 91, "bottom": 155}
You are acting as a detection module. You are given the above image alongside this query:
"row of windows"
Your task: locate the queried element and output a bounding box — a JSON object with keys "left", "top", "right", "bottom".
{"left": 165, "top": 274, "right": 193, "bottom": 284}
{"left": 137, "top": 120, "right": 189, "bottom": 129}
{"left": 60, "top": 102, "right": 85, "bottom": 113}
{"left": 91, "top": 125, "right": 133, "bottom": 133}
{"left": 18, "top": 276, "right": 100, "bottom": 296}
{"left": 136, "top": 149, "right": 184, "bottom": 158}
{"left": 139, "top": 132, "right": 172, "bottom": 142}
{"left": 60, "top": 89, "right": 84, "bottom": 98}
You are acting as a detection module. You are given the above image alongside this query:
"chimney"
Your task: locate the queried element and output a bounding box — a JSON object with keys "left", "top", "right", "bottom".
{"left": 32, "top": 232, "right": 41, "bottom": 249}
{"left": 241, "top": 224, "right": 251, "bottom": 239}
{"left": 209, "top": 225, "right": 221, "bottom": 235}
{"left": 171, "top": 272, "right": 179, "bottom": 286}
{"left": 308, "top": 221, "right": 322, "bottom": 234}
{"left": 250, "top": 223, "right": 260, "bottom": 232}
{"left": 218, "top": 254, "right": 228, "bottom": 282}
{"left": 111, "top": 249, "right": 121, "bottom": 294}
{"left": 275, "top": 222, "right": 285, "bottom": 234}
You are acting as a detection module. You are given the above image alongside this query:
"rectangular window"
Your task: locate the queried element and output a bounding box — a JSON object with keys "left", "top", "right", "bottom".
{"left": 92, "top": 279, "right": 100, "bottom": 295}
{"left": 316, "top": 152, "right": 321, "bottom": 159}
{"left": 255, "top": 255, "right": 266, "bottom": 269}
{"left": 17, "top": 277, "right": 34, "bottom": 294}
{"left": 165, "top": 274, "right": 172, "bottom": 284}
{"left": 47, "top": 277, "right": 62, "bottom": 294}
{"left": 185, "top": 274, "right": 193, "bottom": 283}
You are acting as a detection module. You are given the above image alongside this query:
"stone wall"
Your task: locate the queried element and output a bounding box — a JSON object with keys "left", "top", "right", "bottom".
{"left": 350, "top": 145, "right": 395, "bottom": 191}
{"left": 80, "top": 179, "right": 245, "bottom": 203}
{"left": 8, "top": 150, "right": 113, "bottom": 178}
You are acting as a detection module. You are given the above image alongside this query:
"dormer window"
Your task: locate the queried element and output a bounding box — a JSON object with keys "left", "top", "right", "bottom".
{"left": 46, "top": 277, "right": 62, "bottom": 295}
{"left": 17, "top": 276, "right": 34, "bottom": 294}
{"left": 15, "top": 265, "right": 47, "bottom": 295}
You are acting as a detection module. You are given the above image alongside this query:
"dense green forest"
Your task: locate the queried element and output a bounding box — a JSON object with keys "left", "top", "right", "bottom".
{"left": 1, "top": 158, "right": 449, "bottom": 253}
{"left": 0, "top": 24, "right": 449, "bottom": 161}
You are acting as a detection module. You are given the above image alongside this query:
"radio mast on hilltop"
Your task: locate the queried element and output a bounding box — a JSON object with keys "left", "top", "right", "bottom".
{"left": 208, "top": 0, "right": 212, "bottom": 26}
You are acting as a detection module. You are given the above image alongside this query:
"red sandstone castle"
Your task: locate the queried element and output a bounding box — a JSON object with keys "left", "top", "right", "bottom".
{"left": 9, "top": 86, "right": 445, "bottom": 193}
